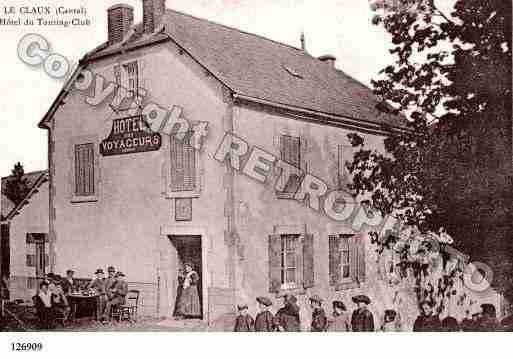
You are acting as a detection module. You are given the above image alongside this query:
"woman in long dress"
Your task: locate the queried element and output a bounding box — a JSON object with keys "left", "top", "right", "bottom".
{"left": 177, "top": 263, "right": 201, "bottom": 318}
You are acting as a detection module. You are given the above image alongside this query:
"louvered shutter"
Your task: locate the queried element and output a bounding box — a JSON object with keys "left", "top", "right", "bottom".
{"left": 329, "top": 235, "right": 341, "bottom": 286}
{"left": 0, "top": 224, "right": 9, "bottom": 277}
{"left": 74, "top": 143, "right": 95, "bottom": 196}
{"left": 280, "top": 135, "right": 301, "bottom": 194}
{"left": 349, "top": 236, "right": 358, "bottom": 282}
{"left": 268, "top": 234, "right": 282, "bottom": 293}
{"left": 357, "top": 235, "right": 366, "bottom": 283}
{"left": 302, "top": 234, "right": 314, "bottom": 288}
{"left": 281, "top": 135, "right": 300, "bottom": 167}
{"left": 170, "top": 134, "right": 196, "bottom": 192}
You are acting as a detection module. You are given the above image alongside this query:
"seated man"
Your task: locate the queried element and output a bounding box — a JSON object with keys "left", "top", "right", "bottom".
{"left": 101, "top": 272, "right": 128, "bottom": 324}
{"left": 33, "top": 281, "right": 56, "bottom": 329}
{"left": 51, "top": 276, "right": 70, "bottom": 322}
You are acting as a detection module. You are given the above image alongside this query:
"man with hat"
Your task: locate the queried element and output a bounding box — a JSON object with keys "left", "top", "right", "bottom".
{"left": 327, "top": 300, "right": 351, "bottom": 332}
{"left": 104, "top": 266, "right": 117, "bottom": 301}
{"left": 87, "top": 269, "right": 107, "bottom": 321}
{"left": 351, "top": 295, "right": 375, "bottom": 332}
{"left": 233, "top": 304, "right": 254, "bottom": 332}
{"left": 309, "top": 294, "right": 327, "bottom": 332}
{"left": 413, "top": 300, "right": 441, "bottom": 332}
{"left": 274, "top": 294, "right": 301, "bottom": 332}
{"left": 255, "top": 296, "right": 275, "bottom": 332}
{"left": 102, "top": 271, "right": 128, "bottom": 324}
{"left": 61, "top": 270, "right": 75, "bottom": 295}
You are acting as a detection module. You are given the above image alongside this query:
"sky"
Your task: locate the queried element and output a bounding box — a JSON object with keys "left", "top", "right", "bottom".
{"left": 0, "top": 0, "right": 400, "bottom": 177}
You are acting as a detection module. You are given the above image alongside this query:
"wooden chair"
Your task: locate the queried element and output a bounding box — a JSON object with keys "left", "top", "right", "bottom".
{"left": 111, "top": 290, "right": 140, "bottom": 323}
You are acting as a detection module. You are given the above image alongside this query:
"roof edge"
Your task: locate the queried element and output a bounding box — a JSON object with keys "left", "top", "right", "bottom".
{"left": 233, "top": 94, "right": 411, "bottom": 135}
{"left": 4, "top": 171, "right": 49, "bottom": 221}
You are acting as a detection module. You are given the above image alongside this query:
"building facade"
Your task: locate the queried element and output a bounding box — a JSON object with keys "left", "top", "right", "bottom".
{"left": 35, "top": 1, "right": 503, "bottom": 327}
{"left": 1, "top": 171, "right": 49, "bottom": 301}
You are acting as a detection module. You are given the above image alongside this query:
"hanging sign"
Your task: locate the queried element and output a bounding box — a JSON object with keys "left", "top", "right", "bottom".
{"left": 100, "top": 115, "right": 162, "bottom": 156}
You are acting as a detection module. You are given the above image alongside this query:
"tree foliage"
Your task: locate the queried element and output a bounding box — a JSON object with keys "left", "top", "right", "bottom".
{"left": 3, "top": 162, "right": 30, "bottom": 208}
{"left": 349, "top": 0, "right": 511, "bottom": 233}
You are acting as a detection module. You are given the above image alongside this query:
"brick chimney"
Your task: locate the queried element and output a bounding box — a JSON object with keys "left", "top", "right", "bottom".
{"left": 107, "top": 4, "right": 134, "bottom": 45}
{"left": 143, "top": 0, "right": 166, "bottom": 34}
{"left": 318, "top": 54, "right": 337, "bottom": 68}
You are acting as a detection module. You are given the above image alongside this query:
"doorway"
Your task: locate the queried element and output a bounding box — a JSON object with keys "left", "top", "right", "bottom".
{"left": 169, "top": 235, "right": 203, "bottom": 319}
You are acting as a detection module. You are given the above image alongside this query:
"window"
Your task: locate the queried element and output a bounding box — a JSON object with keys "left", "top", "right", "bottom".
{"left": 268, "top": 232, "right": 314, "bottom": 293}
{"left": 26, "top": 254, "right": 36, "bottom": 267}
{"left": 329, "top": 234, "right": 365, "bottom": 289}
{"left": 339, "top": 235, "right": 351, "bottom": 279}
{"left": 280, "top": 234, "right": 299, "bottom": 288}
{"left": 123, "top": 61, "right": 139, "bottom": 98}
{"left": 337, "top": 145, "right": 353, "bottom": 190}
{"left": 27, "top": 277, "right": 37, "bottom": 290}
{"left": 74, "top": 143, "right": 95, "bottom": 197}
{"left": 278, "top": 135, "right": 302, "bottom": 197}
{"left": 170, "top": 133, "right": 196, "bottom": 192}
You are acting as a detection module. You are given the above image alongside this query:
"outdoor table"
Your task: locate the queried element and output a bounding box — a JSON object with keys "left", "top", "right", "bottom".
{"left": 68, "top": 293, "right": 100, "bottom": 321}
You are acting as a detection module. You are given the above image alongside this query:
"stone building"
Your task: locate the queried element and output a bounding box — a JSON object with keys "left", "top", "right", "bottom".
{"left": 1, "top": 171, "right": 49, "bottom": 300}
{"left": 34, "top": 1, "right": 503, "bottom": 327}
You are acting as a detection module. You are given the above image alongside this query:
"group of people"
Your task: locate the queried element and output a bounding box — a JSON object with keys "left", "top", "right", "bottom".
{"left": 413, "top": 299, "right": 509, "bottom": 332}
{"left": 234, "top": 294, "right": 375, "bottom": 332}
{"left": 234, "top": 293, "right": 513, "bottom": 332}
{"left": 32, "top": 266, "right": 128, "bottom": 329}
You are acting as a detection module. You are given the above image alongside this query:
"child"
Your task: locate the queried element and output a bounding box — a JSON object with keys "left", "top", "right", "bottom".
{"left": 381, "top": 309, "right": 401, "bottom": 331}
{"left": 255, "top": 296, "right": 274, "bottom": 332}
{"left": 309, "top": 295, "right": 327, "bottom": 332}
{"left": 327, "top": 300, "right": 351, "bottom": 332}
{"left": 234, "top": 304, "right": 254, "bottom": 332}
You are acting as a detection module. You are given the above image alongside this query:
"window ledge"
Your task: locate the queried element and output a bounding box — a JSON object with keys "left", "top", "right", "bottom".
{"left": 71, "top": 195, "right": 98, "bottom": 203}
{"left": 333, "top": 281, "right": 360, "bottom": 291}
{"left": 274, "top": 287, "right": 307, "bottom": 298}
{"left": 276, "top": 192, "right": 296, "bottom": 200}
{"left": 164, "top": 191, "right": 201, "bottom": 199}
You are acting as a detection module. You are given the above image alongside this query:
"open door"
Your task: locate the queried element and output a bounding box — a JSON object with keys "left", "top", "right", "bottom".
{"left": 169, "top": 235, "right": 203, "bottom": 320}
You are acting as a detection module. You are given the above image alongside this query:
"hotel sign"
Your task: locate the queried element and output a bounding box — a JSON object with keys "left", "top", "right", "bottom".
{"left": 100, "top": 115, "right": 162, "bottom": 157}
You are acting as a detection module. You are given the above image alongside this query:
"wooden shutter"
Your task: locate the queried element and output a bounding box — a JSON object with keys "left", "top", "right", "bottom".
{"left": 280, "top": 135, "right": 300, "bottom": 167}
{"left": 302, "top": 234, "right": 314, "bottom": 289}
{"left": 1, "top": 223, "right": 10, "bottom": 276}
{"left": 280, "top": 135, "right": 301, "bottom": 194}
{"left": 268, "top": 234, "right": 282, "bottom": 293}
{"left": 329, "top": 235, "right": 341, "bottom": 286}
{"left": 357, "top": 235, "right": 366, "bottom": 283}
{"left": 75, "top": 143, "right": 95, "bottom": 196}
{"left": 349, "top": 236, "right": 358, "bottom": 282}
{"left": 170, "top": 134, "right": 196, "bottom": 192}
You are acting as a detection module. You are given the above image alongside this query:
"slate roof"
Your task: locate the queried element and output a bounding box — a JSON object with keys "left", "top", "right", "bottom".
{"left": 84, "top": 8, "right": 404, "bottom": 129}
{"left": 1, "top": 170, "right": 47, "bottom": 220}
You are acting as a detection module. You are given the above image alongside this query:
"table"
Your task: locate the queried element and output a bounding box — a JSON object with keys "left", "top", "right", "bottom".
{"left": 68, "top": 294, "right": 100, "bottom": 321}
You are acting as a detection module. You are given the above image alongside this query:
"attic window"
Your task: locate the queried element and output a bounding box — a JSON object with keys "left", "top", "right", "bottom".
{"left": 283, "top": 64, "right": 303, "bottom": 79}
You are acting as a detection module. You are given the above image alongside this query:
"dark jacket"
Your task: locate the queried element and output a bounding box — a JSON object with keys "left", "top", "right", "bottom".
{"left": 60, "top": 278, "right": 75, "bottom": 295}
{"left": 275, "top": 303, "right": 301, "bottom": 332}
{"left": 255, "top": 310, "right": 275, "bottom": 332}
{"left": 87, "top": 278, "right": 106, "bottom": 295}
{"left": 500, "top": 315, "right": 513, "bottom": 332}
{"left": 413, "top": 314, "right": 441, "bottom": 332}
{"left": 460, "top": 318, "right": 477, "bottom": 332}
{"left": 351, "top": 308, "right": 375, "bottom": 332}
{"left": 311, "top": 308, "right": 328, "bottom": 332}
{"left": 477, "top": 317, "right": 499, "bottom": 332}
{"left": 234, "top": 314, "right": 254, "bottom": 332}
{"left": 440, "top": 316, "right": 460, "bottom": 332}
